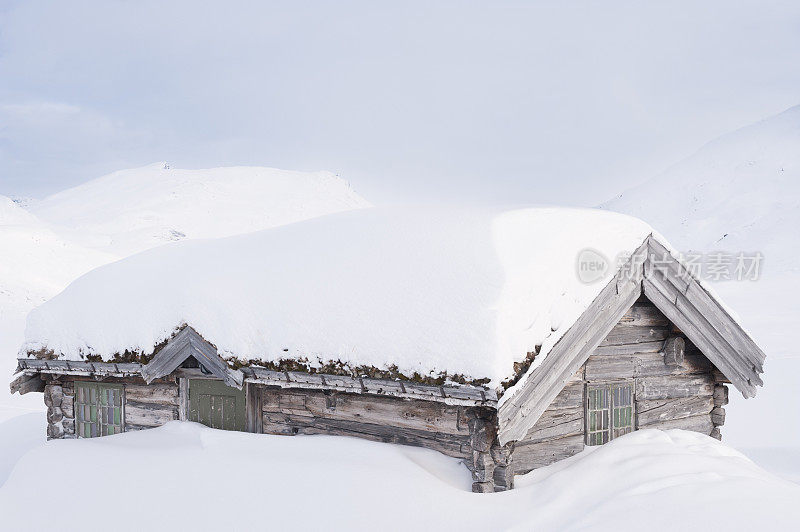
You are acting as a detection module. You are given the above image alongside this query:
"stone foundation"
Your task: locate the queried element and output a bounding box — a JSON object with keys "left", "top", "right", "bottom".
{"left": 44, "top": 379, "right": 75, "bottom": 440}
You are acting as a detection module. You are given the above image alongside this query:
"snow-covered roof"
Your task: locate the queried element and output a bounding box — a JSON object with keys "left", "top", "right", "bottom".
{"left": 21, "top": 207, "right": 655, "bottom": 388}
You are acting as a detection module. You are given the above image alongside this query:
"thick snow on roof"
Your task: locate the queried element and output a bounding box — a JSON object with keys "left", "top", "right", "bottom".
{"left": 22, "top": 207, "right": 652, "bottom": 386}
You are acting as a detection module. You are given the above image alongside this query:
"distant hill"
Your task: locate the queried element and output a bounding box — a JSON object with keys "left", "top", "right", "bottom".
{"left": 0, "top": 195, "right": 112, "bottom": 316}
{"left": 30, "top": 163, "right": 371, "bottom": 256}
{"left": 602, "top": 105, "right": 800, "bottom": 274}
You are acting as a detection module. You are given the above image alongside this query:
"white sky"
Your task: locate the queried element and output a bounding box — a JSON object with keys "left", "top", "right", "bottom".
{"left": 1, "top": 0, "right": 799, "bottom": 206}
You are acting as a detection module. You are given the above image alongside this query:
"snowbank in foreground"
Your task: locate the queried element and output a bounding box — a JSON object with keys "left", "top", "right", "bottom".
{"left": 0, "top": 424, "right": 796, "bottom": 531}
{"left": 22, "top": 207, "right": 653, "bottom": 387}
{"left": 30, "top": 162, "right": 371, "bottom": 256}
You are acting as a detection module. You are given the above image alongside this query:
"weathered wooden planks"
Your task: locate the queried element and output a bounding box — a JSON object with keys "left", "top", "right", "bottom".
{"left": 619, "top": 304, "right": 670, "bottom": 327}
{"left": 124, "top": 382, "right": 179, "bottom": 428}
{"left": 636, "top": 395, "right": 714, "bottom": 426}
{"left": 636, "top": 374, "right": 715, "bottom": 400}
{"left": 584, "top": 355, "right": 638, "bottom": 380}
{"left": 124, "top": 383, "right": 178, "bottom": 403}
{"left": 521, "top": 406, "right": 583, "bottom": 444}
{"left": 262, "top": 411, "right": 472, "bottom": 459}
{"left": 599, "top": 326, "right": 671, "bottom": 347}
{"left": 546, "top": 380, "right": 584, "bottom": 410}
{"left": 585, "top": 351, "right": 712, "bottom": 381}
{"left": 639, "top": 413, "right": 714, "bottom": 434}
{"left": 15, "top": 358, "right": 142, "bottom": 378}
{"left": 593, "top": 340, "right": 665, "bottom": 356}
{"left": 512, "top": 435, "right": 585, "bottom": 474}
{"left": 244, "top": 367, "right": 496, "bottom": 407}
{"left": 261, "top": 388, "right": 469, "bottom": 435}
{"left": 125, "top": 401, "right": 179, "bottom": 427}
{"left": 662, "top": 336, "right": 685, "bottom": 367}
{"left": 253, "top": 384, "right": 478, "bottom": 460}
{"left": 246, "top": 383, "right": 262, "bottom": 433}
{"left": 9, "top": 373, "right": 45, "bottom": 395}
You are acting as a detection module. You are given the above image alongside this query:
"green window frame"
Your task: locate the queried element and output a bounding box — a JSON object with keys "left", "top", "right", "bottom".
{"left": 586, "top": 382, "right": 634, "bottom": 446}
{"left": 75, "top": 382, "right": 124, "bottom": 438}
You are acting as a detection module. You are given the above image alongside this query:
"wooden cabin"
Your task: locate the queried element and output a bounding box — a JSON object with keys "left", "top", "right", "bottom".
{"left": 10, "top": 210, "right": 765, "bottom": 493}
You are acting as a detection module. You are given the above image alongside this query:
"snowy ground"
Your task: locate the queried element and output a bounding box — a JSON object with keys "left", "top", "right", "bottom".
{"left": 0, "top": 422, "right": 797, "bottom": 531}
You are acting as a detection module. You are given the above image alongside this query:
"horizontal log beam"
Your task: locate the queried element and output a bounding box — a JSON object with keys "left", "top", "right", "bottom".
{"left": 636, "top": 395, "right": 714, "bottom": 426}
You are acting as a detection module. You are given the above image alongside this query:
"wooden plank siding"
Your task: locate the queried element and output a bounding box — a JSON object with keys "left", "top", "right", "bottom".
{"left": 124, "top": 381, "right": 180, "bottom": 430}
{"left": 257, "top": 387, "right": 474, "bottom": 460}
{"left": 510, "top": 299, "right": 718, "bottom": 476}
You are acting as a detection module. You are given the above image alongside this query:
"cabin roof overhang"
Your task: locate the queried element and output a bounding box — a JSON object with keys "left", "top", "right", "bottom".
{"left": 11, "top": 327, "right": 498, "bottom": 407}
{"left": 496, "top": 234, "right": 766, "bottom": 445}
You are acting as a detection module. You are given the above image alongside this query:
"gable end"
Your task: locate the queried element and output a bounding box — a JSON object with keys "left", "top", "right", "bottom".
{"left": 498, "top": 235, "right": 766, "bottom": 445}
{"left": 141, "top": 326, "right": 244, "bottom": 389}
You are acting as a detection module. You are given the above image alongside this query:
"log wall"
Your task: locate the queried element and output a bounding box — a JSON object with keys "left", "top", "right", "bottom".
{"left": 124, "top": 381, "right": 180, "bottom": 431}
{"left": 255, "top": 386, "right": 499, "bottom": 490}
{"left": 41, "top": 375, "right": 505, "bottom": 492}
{"left": 510, "top": 297, "right": 724, "bottom": 477}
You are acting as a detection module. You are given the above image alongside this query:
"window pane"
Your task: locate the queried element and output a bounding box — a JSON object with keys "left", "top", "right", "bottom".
{"left": 586, "top": 386, "right": 612, "bottom": 446}
{"left": 75, "top": 383, "right": 124, "bottom": 438}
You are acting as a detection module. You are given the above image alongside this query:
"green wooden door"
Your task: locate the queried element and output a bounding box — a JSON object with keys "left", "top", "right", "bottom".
{"left": 188, "top": 379, "right": 246, "bottom": 432}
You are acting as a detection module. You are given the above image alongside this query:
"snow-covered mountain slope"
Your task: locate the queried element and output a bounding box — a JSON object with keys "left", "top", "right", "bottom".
{"left": 30, "top": 163, "right": 371, "bottom": 256}
{"left": 0, "top": 195, "right": 113, "bottom": 317}
{"left": 602, "top": 104, "right": 800, "bottom": 275}
{"left": 0, "top": 423, "right": 797, "bottom": 531}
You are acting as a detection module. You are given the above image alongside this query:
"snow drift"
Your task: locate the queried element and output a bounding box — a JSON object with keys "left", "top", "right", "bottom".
{"left": 0, "top": 424, "right": 796, "bottom": 531}
{"left": 30, "top": 162, "right": 371, "bottom": 256}
{"left": 22, "top": 207, "right": 655, "bottom": 387}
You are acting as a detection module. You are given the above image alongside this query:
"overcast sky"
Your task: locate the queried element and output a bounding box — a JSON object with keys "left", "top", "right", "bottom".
{"left": 1, "top": 1, "right": 799, "bottom": 206}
